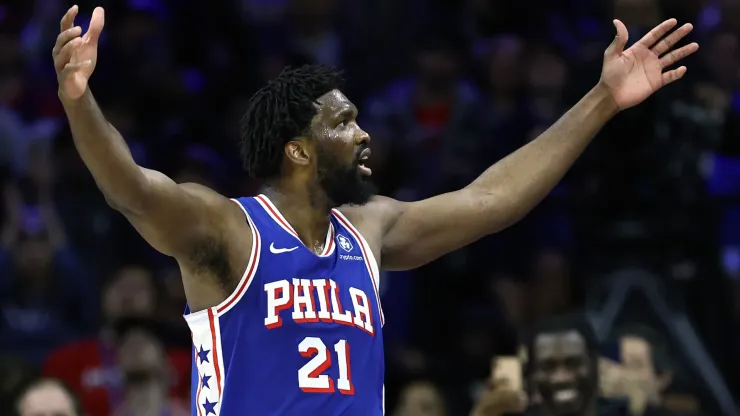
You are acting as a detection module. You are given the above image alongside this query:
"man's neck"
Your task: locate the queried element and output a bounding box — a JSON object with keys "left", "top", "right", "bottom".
{"left": 262, "top": 185, "right": 333, "bottom": 251}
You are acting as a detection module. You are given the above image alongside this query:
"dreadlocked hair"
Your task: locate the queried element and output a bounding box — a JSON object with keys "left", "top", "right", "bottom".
{"left": 239, "top": 65, "right": 344, "bottom": 180}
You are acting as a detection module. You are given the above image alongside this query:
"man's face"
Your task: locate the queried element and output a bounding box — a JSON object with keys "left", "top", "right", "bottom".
{"left": 620, "top": 335, "right": 666, "bottom": 412}
{"left": 532, "top": 330, "right": 594, "bottom": 416}
{"left": 118, "top": 329, "right": 168, "bottom": 385}
{"left": 18, "top": 382, "right": 77, "bottom": 416}
{"left": 102, "top": 266, "right": 156, "bottom": 322}
{"left": 305, "top": 89, "right": 376, "bottom": 207}
{"left": 620, "top": 336, "right": 655, "bottom": 382}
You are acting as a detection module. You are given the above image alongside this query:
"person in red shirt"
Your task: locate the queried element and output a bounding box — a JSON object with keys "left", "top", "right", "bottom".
{"left": 43, "top": 265, "right": 190, "bottom": 416}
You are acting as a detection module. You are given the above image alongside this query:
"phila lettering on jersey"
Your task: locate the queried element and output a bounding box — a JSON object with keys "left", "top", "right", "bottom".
{"left": 184, "top": 194, "right": 385, "bottom": 416}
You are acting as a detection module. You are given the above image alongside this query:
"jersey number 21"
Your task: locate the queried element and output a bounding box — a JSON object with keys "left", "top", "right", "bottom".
{"left": 298, "top": 337, "right": 354, "bottom": 394}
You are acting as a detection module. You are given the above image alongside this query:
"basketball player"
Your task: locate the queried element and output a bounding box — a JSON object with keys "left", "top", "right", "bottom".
{"left": 52, "top": 5, "right": 698, "bottom": 415}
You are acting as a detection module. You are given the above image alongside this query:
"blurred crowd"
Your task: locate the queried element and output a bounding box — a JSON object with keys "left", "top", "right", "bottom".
{"left": 2, "top": 0, "right": 740, "bottom": 414}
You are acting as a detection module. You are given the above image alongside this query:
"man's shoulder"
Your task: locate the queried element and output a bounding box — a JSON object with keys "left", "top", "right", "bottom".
{"left": 336, "top": 195, "right": 402, "bottom": 229}
{"left": 175, "top": 183, "right": 249, "bottom": 226}
{"left": 179, "top": 182, "right": 231, "bottom": 207}
{"left": 335, "top": 196, "right": 404, "bottom": 257}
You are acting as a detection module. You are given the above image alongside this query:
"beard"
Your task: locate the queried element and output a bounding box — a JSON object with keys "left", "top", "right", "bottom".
{"left": 315, "top": 145, "right": 377, "bottom": 207}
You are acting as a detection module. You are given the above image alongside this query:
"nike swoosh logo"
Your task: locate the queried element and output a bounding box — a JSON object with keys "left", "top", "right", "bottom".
{"left": 269, "top": 243, "right": 299, "bottom": 254}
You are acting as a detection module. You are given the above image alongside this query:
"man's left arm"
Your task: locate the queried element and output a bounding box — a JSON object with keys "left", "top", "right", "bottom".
{"left": 375, "top": 86, "right": 616, "bottom": 270}
{"left": 372, "top": 19, "right": 698, "bottom": 271}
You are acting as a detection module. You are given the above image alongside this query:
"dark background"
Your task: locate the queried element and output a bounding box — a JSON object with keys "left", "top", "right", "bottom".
{"left": 1, "top": 0, "right": 740, "bottom": 414}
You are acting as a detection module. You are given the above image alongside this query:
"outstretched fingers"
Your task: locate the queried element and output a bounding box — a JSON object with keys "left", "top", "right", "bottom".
{"left": 52, "top": 26, "right": 81, "bottom": 56}
{"left": 54, "top": 6, "right": 82, "bottom": 72}
{"left": 83, "top": 7, "right": 105, "bottom": 45}
{"left": 652, "top": 23, "right": 694, "bottom": 56}
{"left": 660, "top": 42, "right": 699, "bottom": 69}
{"left": 662, "top": 66, "right": 687, "bottom": 86}
{"left": 636, "top": 18, "right": 678, "bottom": 49}
{"left": 54, "top": 37, "right": 83, "bottom": 71}
{"left": 59, "top": 5, "right": 78, "bottom": 32}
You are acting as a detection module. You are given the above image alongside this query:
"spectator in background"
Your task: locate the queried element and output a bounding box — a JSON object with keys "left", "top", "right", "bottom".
{"left": 602, "top": 326, "right": 697, "bottom": 416}
{"left": 111, "top": 319, "right": 189, "bottom": 416}
{"left": 0, "top": 170, "right": 94, "bottom": 364}
{"left": 362, "top": 32, "right": 490, "bottom": 198}
{"left": 43, "top": 265, "right": 190, "bottom": 416}
{"left": 51, "top": 129, "right": 121, "bottom": 280}
{"left": 392, "top": 380, "right": 447, "bottom": 416}
{"left": 522, "top": 45, "right": 570, "bottom": 128}
{"left": 617, "top": 330, "right": 672, "bottom": 415}
{"left": 0, "top": 64, "right": 25, "bottom": 167}
{"left": 14, "top": 378, "right": 82, "bottom": 416}
{"left": 491, "top": 276, "right": 527, "bottom": 331}
{"left": 528, "top": 251, "right": 575, "bottom": 324}
{"left": 470, "top": 378, "right": 526, "bottom": 416}
{"left": 473, "top": 314, "right": 629, "bottom": 416}
{"left": 524, "top": 314, "right": 606, "bottom": 416}
{"left": 286, "top": 0, "right": 342, "bottom": 68}
{"left": 469, "top": 356, "right": 527, "bottom": 416}
{"left": 480, "top": 34, "right": 527, "bottom": 155}
{"left": 0, "top": 0, "right": 735, "bottom": 412}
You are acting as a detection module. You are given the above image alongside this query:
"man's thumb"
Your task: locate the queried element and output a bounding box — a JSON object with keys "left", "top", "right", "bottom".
{"left": 605, "top": 19, "right": 629, "bottom": 57}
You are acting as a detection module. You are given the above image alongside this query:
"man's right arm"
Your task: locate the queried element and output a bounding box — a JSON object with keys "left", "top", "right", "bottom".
{"left": 60, "top": 89, "right": 244, "bottom": 260}
{"left": 53, "top": 6, "right": 250, "bottom": 311}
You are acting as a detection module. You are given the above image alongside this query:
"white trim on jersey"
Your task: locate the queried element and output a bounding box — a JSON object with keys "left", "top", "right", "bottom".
{"left": 184, "top": 199, "right": 261, "bottom": 416}
{"left": 188, "top": 309, "right": 227, "bottom": 416}
{"left": 255, "top": 194, "right": 336, "bottom": 257}
{"left": 331, "top": 209, "right": 385, "bottom": 326}
{"left": 184, "top": 199, "right": 262, "bottom": 323}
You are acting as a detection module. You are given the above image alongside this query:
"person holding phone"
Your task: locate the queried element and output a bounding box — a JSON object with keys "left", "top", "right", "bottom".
{"left": 472, "top": 314, "right": 627, "bottom": 416}
{"left": 470, "top": 357, "right": 527, "bottom": 416}
{"left": 601, "top": 328, "right": 695, "bottom": 416}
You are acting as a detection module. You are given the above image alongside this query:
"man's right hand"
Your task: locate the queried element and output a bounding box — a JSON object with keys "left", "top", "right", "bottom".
{"left": 53, "top": 5, "right": 105, "bottom": 100}
{"left": 470, "top": 379, "right": 527, "bottom": 416}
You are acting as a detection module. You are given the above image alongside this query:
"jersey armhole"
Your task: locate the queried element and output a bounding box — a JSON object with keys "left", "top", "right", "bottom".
{"left": 184, "top": 198, "right": 262, "bottom": 324}
{"left": 331, "top": 209, "right": 381, "bottom": 287}
{"left": 331, "top": 208, "right": 385, "bottom": 326}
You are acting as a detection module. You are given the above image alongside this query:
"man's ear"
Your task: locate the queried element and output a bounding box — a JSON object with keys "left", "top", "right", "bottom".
{"left": 285, "top": 137, "right": 312, "bottom": 167}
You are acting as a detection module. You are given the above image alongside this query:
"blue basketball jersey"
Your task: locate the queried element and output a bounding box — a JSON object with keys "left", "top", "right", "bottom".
{"left": 184, "top": 194, "right": 385, "bottom": 416}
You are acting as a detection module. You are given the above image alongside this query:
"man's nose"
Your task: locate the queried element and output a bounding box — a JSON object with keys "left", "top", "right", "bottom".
{"left": 551, "top": 366, "right": 576, "bottom": 384}
{"left": 355, "top": 126, "right": 370, "bottom": 145}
